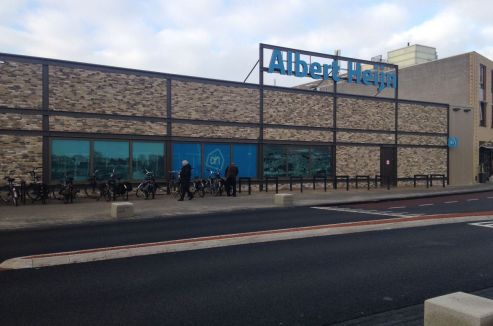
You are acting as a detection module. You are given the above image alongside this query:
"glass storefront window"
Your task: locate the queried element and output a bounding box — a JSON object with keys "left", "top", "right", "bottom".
{"left": 287, "top": 147, "right": 310, "bottom": 177}
{"left": 311, "top": 147, "right": 332, "bottom": 177}
{"left": 204, "top": 144, "right": 230, "bottom": 177}
{"left": 94, "top": 141, "right": 129, "bottom": 180}
{"left": 51, "top": 139, "right": 90, "bottom": 182}
{"left": 172, "top": 143, "right": 202, "bottom": 178}
{"left": 263, "top": 145, "right": 332, "bottom": 178}
{"left": 264, "top": 145, "right": 287, "bottom": 177}
{"left": 132, "top": 142, "right": 165, "bottom": 180}
{"left": 233, "top": 144, "right": 257, "bottom": 178}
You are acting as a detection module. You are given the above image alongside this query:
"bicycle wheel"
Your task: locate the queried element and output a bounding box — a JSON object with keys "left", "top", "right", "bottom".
{"left": 84, "top": 184, "right": 101, "bottom": 199}
{"left": 135, "top": 187, "right": 144, "bottom": 198}
{"left": 52, "top": 185, "right": 63, "bottom": 200}
{"left": 26, "top": 184, "right": 41, "bottom": 202}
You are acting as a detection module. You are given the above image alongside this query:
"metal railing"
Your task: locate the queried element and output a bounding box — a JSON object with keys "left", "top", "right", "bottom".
{"left": 429, "top": 174, "right": 446, "bottom": 187}
{"left": 413, "top": 174, "right": 430, "bottom": 188}
{"left": 238, "top": 177, "right": 252, "bottom": 195}
{"left": 355, "top": 175, "right": 371, "bottom": 190}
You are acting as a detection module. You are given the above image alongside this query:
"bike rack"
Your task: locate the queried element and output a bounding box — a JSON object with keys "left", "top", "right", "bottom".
{"left": 263, "top": 177, "right": 279, "bottom": 194}
{"left": 312, "top": 176, "right": 328, "bottom": 192}
{"left": 289, "top": 176, "right": 304, "bottom": 193}
{"left": 413, "top": 174, "right": 430, "bottom": 188}
{"left": 355, "top": 175, "right": 371, "bottom": 190}
{"left": 238, "top": 177, "right": 251, "bottom": 195}
{"left": 429, "top": 174, "right": 446, "bottom": 187}
{"left": 335, "top": 175, "right": 349, "bottom": 191}
{"left": 375, "top": 175, "right": 392, "bottom": 190}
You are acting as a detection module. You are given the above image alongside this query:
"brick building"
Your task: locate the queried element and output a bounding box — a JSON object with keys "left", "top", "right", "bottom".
{"left": 0, "top": 45, "right": 449, "bottom": 187}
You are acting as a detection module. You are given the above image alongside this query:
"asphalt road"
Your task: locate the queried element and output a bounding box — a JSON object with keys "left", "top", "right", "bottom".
{"left": 2, "top": 222, "right": 493, "bottom": 325}
{"left": 2, "top": 191, "right": 493, "bottom": 325}
{"left": 2, "top": 190, "right": 493, "bottom": 262}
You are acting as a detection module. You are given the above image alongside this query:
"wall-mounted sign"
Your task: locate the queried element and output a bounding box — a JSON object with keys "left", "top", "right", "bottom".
{"left": 448, "top": 137, "right": 458, "bottom": 148}
{"left": 266, "top": 48, "right": 397, "bottom": 92}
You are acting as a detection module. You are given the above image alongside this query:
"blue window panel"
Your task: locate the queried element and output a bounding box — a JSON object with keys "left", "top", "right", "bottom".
{"left": 132, "top": 142, "right": 165, "bottom": 180}
{"left": 51, "top": 139, "right": 90, "bottom": 182}
{"left": 204, "top": 144, "right": 230, "bottom": 178}
{"left": 94, "top": 141, "right": 129, "bottom": 180}
{"left": 172, "top": 143, "right": 202, "bottom": 179}
{"left": 233, "top": 144, "right": 257, "bottom": 178}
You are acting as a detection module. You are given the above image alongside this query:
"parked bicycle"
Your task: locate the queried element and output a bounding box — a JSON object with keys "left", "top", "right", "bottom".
{"left": 25, "top": 167, "right": 48, "bottom": 204}
{"left": 167, "top": 170, "right": 182, "bottom": 198}
{"left": 205, "top": 169, "right": 224, "bottom": 196}
{"left": 192, "top": 178, "right": 206, "bottom": 198}
{"left": 135, "top": 169, "right": 157, "bottom": 200}
{"left": 84, "top": 170, "right": 104, "bottom": 200}
{"left": 53, "top": 175, "right": 78, "bottom": 204}
{"left": 105, "top": 169, "right": 131, "bottom": 201}
{"left": 0, "top": 176, "right": 20, "bottom": 206}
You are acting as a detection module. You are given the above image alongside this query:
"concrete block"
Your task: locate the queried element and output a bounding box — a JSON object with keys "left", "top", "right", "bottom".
{"left": 274, "top": 193, "right": 294, "bottom": 207}
{"left": 111, "top": 202, "right": 134, "bottom": 218}
{"left": 424, "top": 292, "right": 493, "bottom": 326}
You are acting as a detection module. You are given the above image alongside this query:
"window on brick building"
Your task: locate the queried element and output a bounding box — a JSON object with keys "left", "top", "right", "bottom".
{"left": 480, "top": 64, "right": 486, "bottom": 101}
{"left": 480, "top": 101, "right": 487, "bottom": 127}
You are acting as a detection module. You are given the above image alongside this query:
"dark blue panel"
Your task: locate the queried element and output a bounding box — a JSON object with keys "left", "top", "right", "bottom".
{"left": 204, "top": 144, "right": 230, "bottom": 177}
{"left": 233, "top": 144, "right": 257, "bottom": 178}
{"left": 172, "top": 143, "right": 202, "bottom": 178}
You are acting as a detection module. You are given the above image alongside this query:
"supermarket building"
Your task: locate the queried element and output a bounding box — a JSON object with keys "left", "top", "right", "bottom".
{"left": 0, "top": 44, "right": 449, "bottom": 186}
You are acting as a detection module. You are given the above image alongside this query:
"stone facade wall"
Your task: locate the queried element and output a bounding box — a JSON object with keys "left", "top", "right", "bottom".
{"left": 336, "top": 146, "right": 380, "bottom": 176}
{"left": 0, "top": 113, "right": 42, "bottom": 130}
{"left": 263, "top": 128, "right": 331, "bottom": 142}
{"left": 263, "top": 91, "right": 333, "bottom": 127}
{"left": 398, "top": 148, "right": 447, "bottom": 177}
{"left": 49, "top": 116, "right": 166, "bottom": 135}
{"left": 337, "top": 132, "right": 394, "bottom": 144}
{"left": 337, "top": 98, "right": 395, "bottom": 131}
{"left": 0, "top": 61, "right": 42, "bottom": 109}
{"left": 172, "top": 81, "right": 259, "bottom": 123}
{"left": 398, "top": 103, "right": 447, "bottom": 133}
{"left": 172, "top": 123, "right": 259, "bottom": 140}
{"left": 49, "top": 66, "right": 167, "bottom": 117}
{"left": 398, "top": 134, "right": 447, "bottom": 146}
{"left": 0, "top": 135, "right": 42, "bottom": 182}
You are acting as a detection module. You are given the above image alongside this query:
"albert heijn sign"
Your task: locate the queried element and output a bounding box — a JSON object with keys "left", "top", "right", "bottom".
{"left": 260, "top": 44, "right": 398, "bottom": 92}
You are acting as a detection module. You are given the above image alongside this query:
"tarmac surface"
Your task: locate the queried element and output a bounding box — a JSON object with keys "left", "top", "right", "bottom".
{"left": 3, "top": 182, "right": 493, "bottom": 325}
{"left": 2, "top": 182, "right": 493, "bottom": 231}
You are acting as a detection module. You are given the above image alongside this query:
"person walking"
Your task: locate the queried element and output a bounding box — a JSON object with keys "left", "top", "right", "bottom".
{"left": 178, "top": 160, "right": 193, "bottom": 201}
{"left": 225, "top": 162, "right": 239, "bottom": 197}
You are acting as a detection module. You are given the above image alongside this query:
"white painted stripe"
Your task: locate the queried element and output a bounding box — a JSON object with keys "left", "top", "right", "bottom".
{"left": 467, "top": 198, "right": 479, "bottom": 201}
{"left": 418, "top": 204, "right": 434, "bottom": 207}
{"left": 469, "top": 221, "right": 493, "bottom": 228}
{"left": 311, "top": 206, "right": 413, "bottom": 218}
{"left": 444, "top": 201, "right": 459, "bottom": 204}
{"left": 388, "top": 206, "right": 406, "bottom": 209}
{"left": 487, "top": 197, "right": 493, "bottom": 199}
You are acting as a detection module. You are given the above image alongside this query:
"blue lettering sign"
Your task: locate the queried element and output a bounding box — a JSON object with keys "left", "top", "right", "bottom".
{"left": 267, "top": 48, "right": 397, "bottom": 91}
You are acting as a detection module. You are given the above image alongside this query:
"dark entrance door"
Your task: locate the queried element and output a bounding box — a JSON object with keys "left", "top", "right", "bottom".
{"left": 380, "top": 147, "right": 397, "bottom": 187}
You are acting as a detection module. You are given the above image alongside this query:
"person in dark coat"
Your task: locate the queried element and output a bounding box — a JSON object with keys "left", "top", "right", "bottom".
{"left": 178, "top": 160, "right": 193, "bottom": 201}
{"left": 225, "top": 162, "right": 239, "bottom": 197}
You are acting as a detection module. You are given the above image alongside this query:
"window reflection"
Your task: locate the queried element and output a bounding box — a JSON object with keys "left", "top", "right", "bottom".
{"left": 132, "top": 142, "right": 165, "bottom": 180}
{"left": 94, "top": 141, "right": 129, "bottom": 179}
{"left": 51, "top": 139, "right": 89, "bottom": 182}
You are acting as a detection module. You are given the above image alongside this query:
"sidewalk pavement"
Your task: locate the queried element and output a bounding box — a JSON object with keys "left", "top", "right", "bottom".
{"left": 2, "top": 183, "right": 493, "bottom": 231}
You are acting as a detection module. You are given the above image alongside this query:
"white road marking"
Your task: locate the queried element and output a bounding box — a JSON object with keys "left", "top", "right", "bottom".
{"left": 487, "top": 197, "right": 493, "bottom": 199}
{"left": 467, "top": 198, "right": 479, "bottom": 201}
{"left": 418, "top": 204, "right": 434, "bottom": 207}
{"left": 388, "top": 206, "right": 406, "bottom": 209}
{"left": 444, "top": 201, "right": 459, "bottom": 204}
{"left": 311, "top": 206, "right": 417, "bottom": 218}
{"left": 469, "top": 221, "right": 493, "bottom": 228}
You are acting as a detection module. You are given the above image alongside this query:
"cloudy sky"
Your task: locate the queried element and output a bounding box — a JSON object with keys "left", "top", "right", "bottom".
{"left": 1, "top": 0, "right": 492, "bottom": 83}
